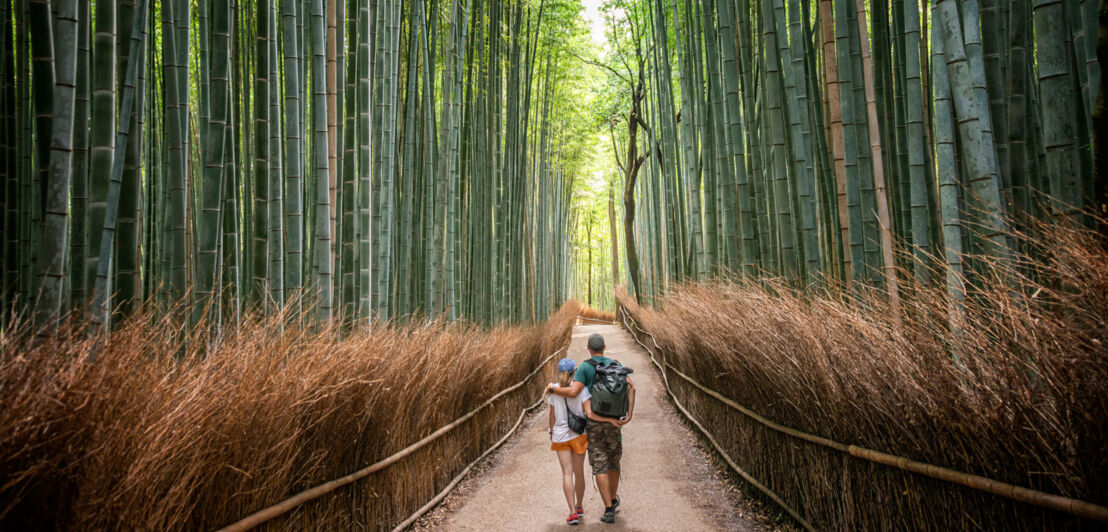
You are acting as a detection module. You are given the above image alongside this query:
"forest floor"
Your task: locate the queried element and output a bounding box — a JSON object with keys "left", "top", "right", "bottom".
{"left": 413, "top": 324, "right": 787, "bottom": 531}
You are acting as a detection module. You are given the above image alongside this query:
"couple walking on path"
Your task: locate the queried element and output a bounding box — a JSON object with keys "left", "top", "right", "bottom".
{"left": 547, "top": 333, "right": 636, "bottom": 526}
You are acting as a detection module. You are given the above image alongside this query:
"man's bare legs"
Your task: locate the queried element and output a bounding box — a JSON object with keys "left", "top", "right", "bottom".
{"left": 595, "top": 472, "right": 613, "bottom": 507}
{"left": 610, "top": 469, "right": 620, "bottom": 504}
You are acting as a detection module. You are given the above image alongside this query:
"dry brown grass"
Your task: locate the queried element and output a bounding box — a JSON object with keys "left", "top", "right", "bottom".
{"left": 576, "top": 303, "right": 616, "bottom": 323}
{"left": 619, "top": 220, "right": 1108, "bottom": 530}
{"left": 0, "top": 301, "right": 579, "bottom": 530}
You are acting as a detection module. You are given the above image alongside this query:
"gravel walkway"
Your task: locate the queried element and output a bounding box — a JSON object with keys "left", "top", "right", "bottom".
{"left": 421, "top": 323, "right": 782, "bottom": 531}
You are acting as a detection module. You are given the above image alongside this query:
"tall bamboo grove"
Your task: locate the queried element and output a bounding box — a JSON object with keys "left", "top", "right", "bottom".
{"left": 601, "top": 0, "right": 1100, "bottom": 310}
{"left": 1, "top": 0, "right": 592, "bottom": 331}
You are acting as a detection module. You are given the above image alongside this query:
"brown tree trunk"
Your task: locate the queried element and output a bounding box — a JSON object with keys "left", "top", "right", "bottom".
{"left": 587, "top": 220, "right": 593, "bottom": 306}
{"left": 609, "top": 184, "right": 619, "bottom": 290}
{"left": 622, "top": 64, "right": 647, "bottom": 305}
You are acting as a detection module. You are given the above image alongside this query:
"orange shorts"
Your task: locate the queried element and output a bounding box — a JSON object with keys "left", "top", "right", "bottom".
{"left": 551, "top": 434, "right": 588, "bottom": 454}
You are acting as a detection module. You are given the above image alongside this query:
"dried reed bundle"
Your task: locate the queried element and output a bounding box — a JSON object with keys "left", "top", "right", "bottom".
{"left": 0, "top": 301, "right": 579, "bottom": 530}
{"left": 576, "top": 304, "right": 616, "bottom": 323}
{"left": 619, "top": 220, "right": 1107, "bottom": 530}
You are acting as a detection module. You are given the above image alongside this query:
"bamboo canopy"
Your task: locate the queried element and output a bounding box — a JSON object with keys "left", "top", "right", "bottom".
{"left": 594, "top": 0, "right": 1099, "bottom": 307}
{"left": 2, "top": 0, "right": 591, "bottom": 331}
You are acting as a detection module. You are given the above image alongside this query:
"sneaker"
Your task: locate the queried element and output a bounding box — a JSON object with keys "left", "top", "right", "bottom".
{"left": 611, "top": 495, "right": 620, "bottom": 512}
{"left": 601, "top": 509, "right": 615, "bottom": 524}
{"left": 576, "top": 505, "right": 584, "bottom": 517}
{"left": 566, "top": 512, "right": 580, "bottom": 525}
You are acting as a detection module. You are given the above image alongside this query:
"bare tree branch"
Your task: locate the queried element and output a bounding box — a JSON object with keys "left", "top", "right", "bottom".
{"left": 571, "top": 51, "right": 631, "bottom": 84}
{"left": 609, "top": 118, "right": 627, "bottom": 174}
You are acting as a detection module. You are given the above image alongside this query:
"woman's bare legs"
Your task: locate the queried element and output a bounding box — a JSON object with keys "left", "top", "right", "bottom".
{"left": 572, "top": 451, "right": 586, "bottom": 509}
{"left": 556, "top": 449, "right": 576, "bottom": 512}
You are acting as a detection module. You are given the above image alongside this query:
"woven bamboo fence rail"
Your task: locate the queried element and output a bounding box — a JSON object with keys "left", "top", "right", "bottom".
{"left": 216, "top": 346, "right": 566, "bottom": 532}
{"left": 618, "top": 306, "right": 1108, "bottom": 524}
{"left": 389, "top": 392, "right": 549, "bottom": 531}
{"left": 616, "top": 308, "right": 815, "bottom": 530}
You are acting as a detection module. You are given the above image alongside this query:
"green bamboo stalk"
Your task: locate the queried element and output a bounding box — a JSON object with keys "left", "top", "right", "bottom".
{"left": 716, "top": 0, "right": 755, "bottom": 275}
{"left": 115, "top": 0, "right": 145, "bottom": 319}
{"left": 649, "top": 0, "right": 682, "bottom": 282}
{"left": 422, "top": 0, "right": 439, "bottom": 316}
{"left": 223, "top": 6, "right": 242, "bottom": 324}
{"left": 786, "top": 0, "right": 821, "bottom": 284}
{"left": 90, "top": 0, "right": 148, "bottom": 334}
{"left": 673, "top": 0, "right": 703, "bottom": 278}
{"left": 251, "top": 0, "right": 272, "bottom": 308}
{"left": 936, "top": 0, "right": 1013, "bottom": 264}
{"left": 27, "top": 0, "right": 53, "bottom": 307}
{"left": 267, "top": 0, "right": 284, "bottom": 309}
{"left": 143, "top": 33, "right": 158, "bottom": 302}
{"left": 890, "top": 0, "right": 910, "bottom": 247}
{"left": 169, "top": 0, "right": 190, "bottom": 307}
{"left": 877, "top": 0, "right": 901, "bottom": 239}
{"left": 931, "top": 9, "right": 966, "bottom": 329}
{"left": 834, "top": 0, "right": 865, "bottom": 287}
{"left": 808, "top": 0, "right": 841, "bottom": 279}
{"left": 1006, "top": 0, "right": 1033, "bottom": 217}
{"left": 1068, "top": 0, "right": 1094, "bottom": 148}
{"left": 981, "top": 0, "right": 1009, "bottom": 193}
{"left": 68, "top": 0, "right": 90, "bottom": 309}
{"left": 820, "top": 0, "right": 850, "bottom": 284}
{"left": 0, "top": 0, "right": 15, "bottom": 318}
{"left": 689, "top": 0, "right": 717, "bottom": 276}
{"left": 326, "top": 0, "right": 339, "bottom": 281}
{"left": 854, "top": 0, "right": 899, "bottom": 309}
{"left": 36, "top": 0, "right": 77, "bottom": 328}
{"left": 339, "top": 0, "right": 359, "bottom": 320}
{"left": 759, "top": 0, "right": 798, "bottom": 280}
{"left": 195, "top": 0, "right": 232, "bottom": 325}
{"left": 700, "top": 0, "right": 738, "bottom": 274}
{"left": 17, "top": 2, "right": 31, "bottom": 304}
{"left": 1033, "top": 0, "right": 1087, "bottom": 220}
{"left": 357, "top": 0, "right": 373, "bottom": 317}
{"left": 309, "top": 0, "right": 332, "bottom": 319}
{"left": 846, "top": 0, "right": 879, "bottom": 284}
{"left": 370, "top": 0, "right": 386, "bottom": 314}
{"left": 903, "top": 0, "right": 932, "bottom": 283}
{"left": 282, "top": 0, "right": 304, "bottom": 309}
{"left": 87, "top": 0, "right": 116, "bottom": 301}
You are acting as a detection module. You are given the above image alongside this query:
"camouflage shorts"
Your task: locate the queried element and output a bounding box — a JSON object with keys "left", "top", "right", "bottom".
{"left": 586, "top": 418, "right": 622, "bottom": 475}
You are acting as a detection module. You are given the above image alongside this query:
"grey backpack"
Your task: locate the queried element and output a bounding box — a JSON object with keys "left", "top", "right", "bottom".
{"left": 584, "top": 359, "right": 633, "bottom": 419}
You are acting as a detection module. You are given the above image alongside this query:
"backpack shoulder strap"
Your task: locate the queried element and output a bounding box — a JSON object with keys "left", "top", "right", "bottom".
{"left": 593, "top": 358, "right": 616, "bottom": 369}
{"left": 583, "top": 358, "right": 598, "bottom": 367}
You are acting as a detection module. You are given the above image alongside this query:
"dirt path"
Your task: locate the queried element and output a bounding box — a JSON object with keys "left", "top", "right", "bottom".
{"left": 432, "top": 323, "right": 774, "bottom": 531}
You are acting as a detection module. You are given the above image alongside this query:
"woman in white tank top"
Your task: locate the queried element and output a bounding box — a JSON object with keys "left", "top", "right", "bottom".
{"left": 546, "top": 358, "right": 590, "bottom": 525}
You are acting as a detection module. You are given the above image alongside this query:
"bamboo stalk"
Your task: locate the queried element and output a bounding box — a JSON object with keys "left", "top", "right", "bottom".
{"left": 89, "top": 0, "right": 148, "bottom": 334}
{"left": 854, "top": 0, "right": 899, "bottom": 313}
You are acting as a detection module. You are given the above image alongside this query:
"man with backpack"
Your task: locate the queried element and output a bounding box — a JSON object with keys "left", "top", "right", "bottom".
{"left": 549, "top": 333, "right": 635, "bottom": 524}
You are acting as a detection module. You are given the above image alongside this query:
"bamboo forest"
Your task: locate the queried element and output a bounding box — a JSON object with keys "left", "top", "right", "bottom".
{"left": 1, "top": 0, "right": 1106, "bottom": 530}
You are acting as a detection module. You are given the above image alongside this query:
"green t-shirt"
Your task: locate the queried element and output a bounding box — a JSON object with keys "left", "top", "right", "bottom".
{"left": 573, "top": 356, "right": 613, "bottom": 393}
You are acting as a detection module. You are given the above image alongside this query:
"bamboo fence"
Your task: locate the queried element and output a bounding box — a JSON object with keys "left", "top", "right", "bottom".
{"left": 618, "top": 307, "right": 1108, "bottom": 525}
{"left": 217, "top": 346, "right": 566, "bottom": 532}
